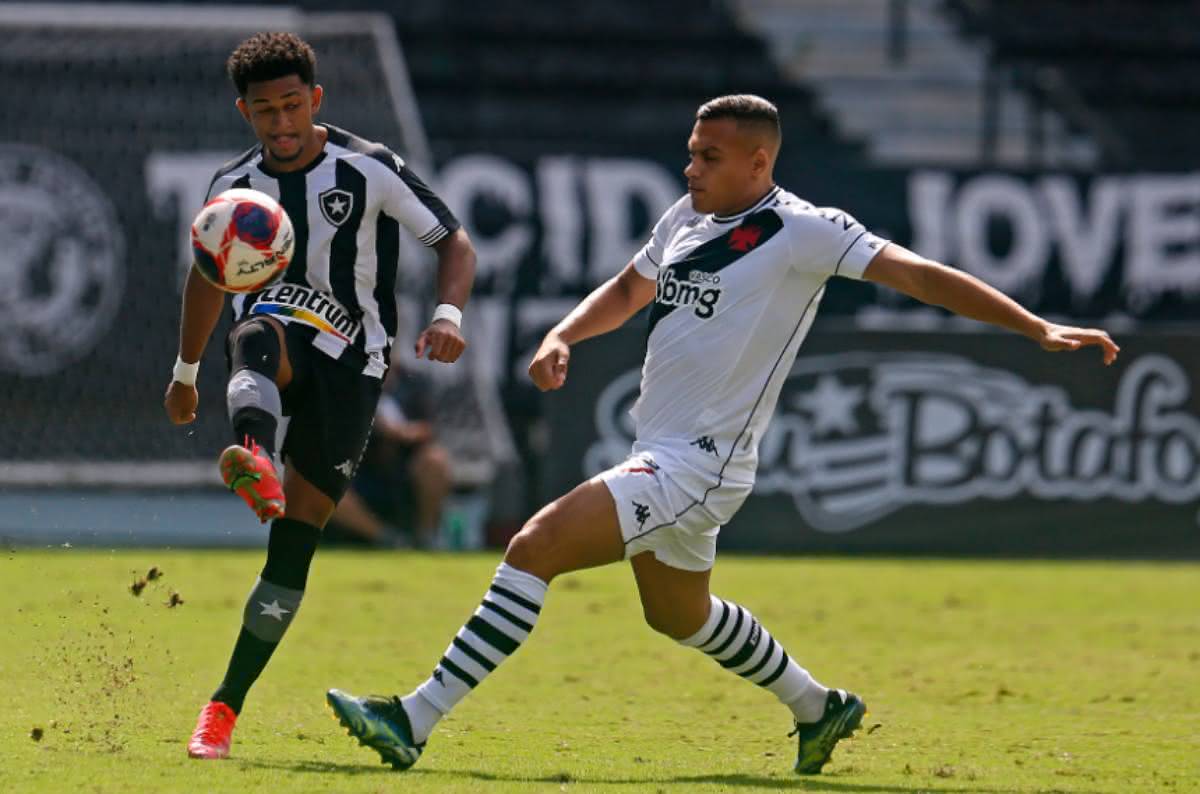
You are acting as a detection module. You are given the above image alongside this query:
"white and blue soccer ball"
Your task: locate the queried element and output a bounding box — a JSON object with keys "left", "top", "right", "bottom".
{"left": 191, "top": 188, "right": 294, "bottom": 293}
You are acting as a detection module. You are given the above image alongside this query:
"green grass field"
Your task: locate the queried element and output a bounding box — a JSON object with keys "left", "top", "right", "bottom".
{"left": 2, "top": 549, "right": 1197, "bottom": 793}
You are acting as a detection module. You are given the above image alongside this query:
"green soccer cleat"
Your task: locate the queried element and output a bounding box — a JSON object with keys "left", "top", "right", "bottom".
{"left": 791, "top": 689, "right": 866, "bottom": 774}
{"left": 326, "top": 688, "right": 425, "bottom": 770}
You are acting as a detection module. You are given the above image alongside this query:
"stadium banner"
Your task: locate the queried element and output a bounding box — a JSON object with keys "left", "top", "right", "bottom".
{"left": 540, "top": 325, "right": 1200, "bottom": 558}
{"left": 0, "top": 8, "right": 432, "bottom": 476}
{"left": 2, "top": 6, "right": 1198, "bottom": 496}
{"left": 435, "top": 161, "right": 1200, "bottom": 324}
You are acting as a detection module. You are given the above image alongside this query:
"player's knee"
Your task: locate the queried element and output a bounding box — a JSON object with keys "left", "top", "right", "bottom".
{"left": 230, "top": 318, "right": 282, "bottom": 379}
{"left": 503, "top": 515, "right": 562, "bottom": 581}
{"left": 641, "top": 603, "right": 691, "bottom": 640}
{"left": 641, "top": 597, "right": 709, "bottom": 640}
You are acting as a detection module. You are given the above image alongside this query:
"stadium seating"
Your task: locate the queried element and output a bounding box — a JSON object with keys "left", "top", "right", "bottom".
{"left": 381, "top": 0, "right": 867, "bottom": 167}
{"left": 947, "top": 0, "right": 1200, "bottom": 168}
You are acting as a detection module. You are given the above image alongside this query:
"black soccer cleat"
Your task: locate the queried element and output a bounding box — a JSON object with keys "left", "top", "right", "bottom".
{"left": 326, "top": 688, "right": 425, "bottom": 771}
{"left": 791, "top": 689, "right": 866, "bottom": 774}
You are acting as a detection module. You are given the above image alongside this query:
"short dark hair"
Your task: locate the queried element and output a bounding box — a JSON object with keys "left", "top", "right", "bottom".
{"left": 226, "top": 32, "right": 317, "bottom": 96}
{"left": 696, "top": 94, "right": 781, "bottom": 144}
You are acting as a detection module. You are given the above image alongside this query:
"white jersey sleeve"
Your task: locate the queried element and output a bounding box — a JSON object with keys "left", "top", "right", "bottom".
{"left": 786, "top": 205, "right": 889, "bottom": 280}
{"left": 375, "top": 152, "right": 461, "bottom": 247}
{"left": 632, "top": 195, "right": 691, "bottom": 279}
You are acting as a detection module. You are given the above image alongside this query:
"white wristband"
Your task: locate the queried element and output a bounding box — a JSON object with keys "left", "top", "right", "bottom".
{"left": 173, "top": 356, "right": 199, "bottom": 386}
{"left": 432, "top": 303, "right": 463, "bottom": 328}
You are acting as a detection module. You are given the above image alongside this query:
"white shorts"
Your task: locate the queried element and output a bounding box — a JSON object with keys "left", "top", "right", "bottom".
{"left": 596, "top": 450, "right": 751, "bottom": 572}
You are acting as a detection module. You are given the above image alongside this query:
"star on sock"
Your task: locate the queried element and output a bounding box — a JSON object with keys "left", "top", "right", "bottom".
{"left": 259, "top": 599, "right": 290, "bottom": 620}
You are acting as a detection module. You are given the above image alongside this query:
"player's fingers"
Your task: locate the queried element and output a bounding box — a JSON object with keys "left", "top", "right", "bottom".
{"left": 1090, "top": 333, "right": 1119, "bottom": 365}
{"left": 430, "top": 332, "right": 450, "bottom": 362}
{"left": 414, "top": 331, "right": 430, "bottom": 359}
{"left": 1047, "top": 334, "right": 1081, "bottom": 351}
{"left": 531, "top": 360, "right": 554, "bottom": 391}
{"left": 1105, "top": 336, "right": 1120, "bottom": 365}
{"left": 443, "top": 337, "right": 465, "bottom": 363}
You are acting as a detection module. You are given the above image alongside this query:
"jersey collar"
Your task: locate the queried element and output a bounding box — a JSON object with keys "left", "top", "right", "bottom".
{"left": 712, "top": 185, "right": 781, "bottom": 224}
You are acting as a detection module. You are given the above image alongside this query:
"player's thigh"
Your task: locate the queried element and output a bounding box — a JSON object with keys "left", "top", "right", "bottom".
{"left": 630, "top": 551, "right": 712, "bottom": 640}
{"left": 504, "top": 477, "right": 624, "bottom": 583}
{"left": 280, "top": 356, "right": 381, "bottom": 528}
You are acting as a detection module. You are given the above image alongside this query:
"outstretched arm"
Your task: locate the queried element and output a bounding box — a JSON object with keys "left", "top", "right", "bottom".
{"left": 164, "top": 265, "right": 227, "bottom": 425}
{"left": 863, "top": 243, "right": 1120, "bottom": 365}
{"left": 528, "top": 263, "right": 657, "bottom": 391}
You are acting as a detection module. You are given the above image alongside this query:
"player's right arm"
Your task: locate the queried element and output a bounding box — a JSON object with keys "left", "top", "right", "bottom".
{"left": 528, "top": 263, "right": 656, "bottom": 392}
{"left": 530, "top": 197, "right": 685, "bottom": 392}
{"left": 164, "top": 264, "right": 227, "bottom": 425}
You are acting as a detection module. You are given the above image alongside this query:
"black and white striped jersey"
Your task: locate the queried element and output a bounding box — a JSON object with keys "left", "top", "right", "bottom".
{"left": 205, "top": 123, "right": 459, "bottom": 378}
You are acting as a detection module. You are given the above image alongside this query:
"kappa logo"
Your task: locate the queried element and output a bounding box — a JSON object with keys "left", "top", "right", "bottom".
{"left": 586, "top": 353, "right": 1200, "bottom": 532}
{"left": 632, "top": 501, "right": 651, "bottom": 529}
{"left": 747, "top": 621, "right": 762, "bottom": 648}
{"left": 334, "top": 459, "right": 355, "bottom": 479}
{"left": 691, "top": 436, "right": 719, "bottom": 456}
{"left": 319, "top": 188, "right": 354, "bottom": 226}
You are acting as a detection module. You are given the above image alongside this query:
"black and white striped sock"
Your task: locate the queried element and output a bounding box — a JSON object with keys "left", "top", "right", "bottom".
{"left": 680, "top": 594, "right": 829, "bottom": 724}
{"left": 403, "top": 563, "right": 548, "bottom": 741}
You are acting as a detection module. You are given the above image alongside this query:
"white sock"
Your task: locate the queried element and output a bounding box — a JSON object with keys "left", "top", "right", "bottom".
{"left": 399, "top": 690, "right": 442, "bottom": 744}
{"left": 403, "top": 562, "right": 548, "bottom": 742}
{"left": 680, "top": 594, "right": 829, "bottom": 724}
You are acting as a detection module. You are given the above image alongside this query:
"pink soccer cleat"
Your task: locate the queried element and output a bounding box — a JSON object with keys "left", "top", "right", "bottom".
{"left": 187, "top": 701, "right": 238, "bottom": 759}
{"left": 219, "top": 437, "right": 285, "bottom": 522}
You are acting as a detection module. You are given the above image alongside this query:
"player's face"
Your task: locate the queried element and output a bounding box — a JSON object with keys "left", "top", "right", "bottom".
{"left": 236, "top": 75, "right": 324, "bottom": 166}
{"left": 684, "top": 119, "right": 770, "bottom": 215}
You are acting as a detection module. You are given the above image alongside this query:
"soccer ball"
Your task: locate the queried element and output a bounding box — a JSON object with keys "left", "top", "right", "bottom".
{"left": 191, "top": 188, "right": 294, "bottom": 293}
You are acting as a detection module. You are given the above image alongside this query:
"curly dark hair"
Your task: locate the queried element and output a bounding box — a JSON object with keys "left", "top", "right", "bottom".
{"left": 226, "top": 32, "right": 317, "bottom": 96}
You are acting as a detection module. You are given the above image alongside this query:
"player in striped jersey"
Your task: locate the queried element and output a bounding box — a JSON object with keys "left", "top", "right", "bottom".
{"left": 328, "top": 95, "right": 1119, "bottom": 775}
{"left": 164, "top": 32, "right": 476, "bottom": 760}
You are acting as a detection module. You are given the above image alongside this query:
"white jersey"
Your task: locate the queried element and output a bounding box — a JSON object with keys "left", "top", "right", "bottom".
{"left": 205, "top": 124, "right": 459, "bottom": 378}
{"left": 629, "top": 185, "right": 889, "bottom": 489}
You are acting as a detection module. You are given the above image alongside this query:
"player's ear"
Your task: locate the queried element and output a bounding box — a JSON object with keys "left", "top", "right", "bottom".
{"left": 235, "top": 96, "right": 250, "bottom": 124}
{"left": 310, "top": 84, "right": 323, "bottom": 115}
{"left": 751, "top": 146, "right": 769, "bottom": 176}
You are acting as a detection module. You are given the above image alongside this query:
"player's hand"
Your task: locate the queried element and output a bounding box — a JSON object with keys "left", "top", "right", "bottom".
{"left": 529, "top": 334, "right": 570, "bottom": 391}
{"left": 415, "top": 319, "right": 466, "bottom": 363}
{"left": 164, "top": 380, "right": 199, "bottom": 425}
{"left": 1038, "top": 323, "right": 1120, "bottom": 365}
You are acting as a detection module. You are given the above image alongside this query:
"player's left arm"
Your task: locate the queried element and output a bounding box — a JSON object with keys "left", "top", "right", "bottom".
{"left": 862, "top": 243, "right": 1120, "bottom": 365}
{"left": 379, "top": 153, "right": 476, "bottom": 364}
{"left": 415, "top": 228, "right": 476, "bottom": 363}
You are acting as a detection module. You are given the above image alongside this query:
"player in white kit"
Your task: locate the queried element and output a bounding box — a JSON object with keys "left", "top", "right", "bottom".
{"left": 328, "top": 95, "right": 1119, "bottom": 774}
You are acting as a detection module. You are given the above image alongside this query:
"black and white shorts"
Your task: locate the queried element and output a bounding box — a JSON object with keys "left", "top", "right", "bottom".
{"left": 227, "top": 320, "right": 381, "bottom": 502}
